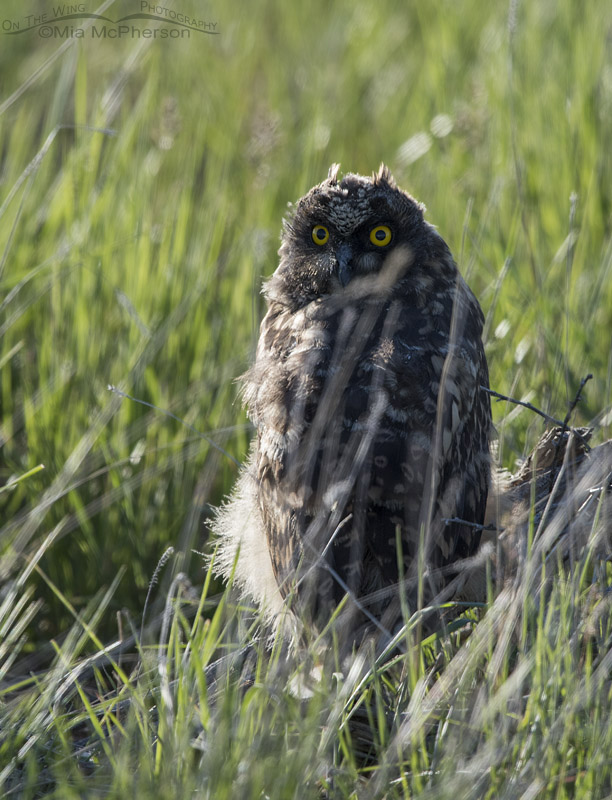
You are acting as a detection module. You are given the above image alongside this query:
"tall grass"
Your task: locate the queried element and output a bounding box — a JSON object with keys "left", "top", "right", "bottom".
{"left": 1, "top": 0, "right": 611, "bottom": 796}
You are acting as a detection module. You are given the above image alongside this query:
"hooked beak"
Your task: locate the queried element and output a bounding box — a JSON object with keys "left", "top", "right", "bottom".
{"left": 335, "top": 243, "right": 353, "bottom": 287}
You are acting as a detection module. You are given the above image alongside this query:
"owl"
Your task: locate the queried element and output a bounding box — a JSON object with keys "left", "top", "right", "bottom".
{"left": 212, "top": 164, "right": 491, "bottom": 646}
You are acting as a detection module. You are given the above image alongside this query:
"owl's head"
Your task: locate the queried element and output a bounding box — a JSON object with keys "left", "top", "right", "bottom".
{"left": 265, "top": 164, "right": 450, "bottom": 309}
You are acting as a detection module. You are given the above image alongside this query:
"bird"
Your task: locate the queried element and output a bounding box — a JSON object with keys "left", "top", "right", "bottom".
{"left": 212, "top": 164, "right": 491, "bottom": 648}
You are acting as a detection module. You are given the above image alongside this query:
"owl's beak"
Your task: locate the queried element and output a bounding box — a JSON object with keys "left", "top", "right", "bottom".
{"left": 335, "top": 243, "right": 353, "bottom": 287}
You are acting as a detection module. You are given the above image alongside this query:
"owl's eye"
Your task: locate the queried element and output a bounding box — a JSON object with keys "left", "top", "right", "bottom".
{"left": 312, "top": 225, "right": 329, "bottom": 245}
{"left": 369, "top": 225, "right": 392, "bottom": 247}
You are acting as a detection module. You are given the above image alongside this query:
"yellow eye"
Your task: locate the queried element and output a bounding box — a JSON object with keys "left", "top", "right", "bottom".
{"left": 369, "top": 225, "right": 392, "bottom": 247}
{"left": 312, "top": 225, "right": 329, "bottom": 245}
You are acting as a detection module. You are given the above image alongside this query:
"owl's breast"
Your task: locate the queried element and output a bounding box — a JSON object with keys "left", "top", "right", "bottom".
{"left": 247, "top": 289, "right": 475, "bottom": 477}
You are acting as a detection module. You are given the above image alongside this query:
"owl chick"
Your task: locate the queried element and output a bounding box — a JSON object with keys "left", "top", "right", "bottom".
{"left": 213, "top": 164, "right": 491, "bottom": 646}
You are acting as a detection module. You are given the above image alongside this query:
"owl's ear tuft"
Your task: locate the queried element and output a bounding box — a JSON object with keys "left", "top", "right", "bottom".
{"left": 374, "top": 163, "right": 397, "bottom": 188}
{"left": 327, "top": 163, "right": 341, "bottom": 184}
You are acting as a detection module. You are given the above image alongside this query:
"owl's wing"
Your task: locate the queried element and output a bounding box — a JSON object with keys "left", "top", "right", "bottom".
{"left": 388, "top": 282, "right": 491, "bottom": 572}
{"left": 242, "top": 301, "right": 332, "bottom": 602}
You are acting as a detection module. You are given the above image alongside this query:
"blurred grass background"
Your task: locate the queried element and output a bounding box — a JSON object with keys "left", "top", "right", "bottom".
{"left": 0, "top": 1, "right": 612, "bottom": 793}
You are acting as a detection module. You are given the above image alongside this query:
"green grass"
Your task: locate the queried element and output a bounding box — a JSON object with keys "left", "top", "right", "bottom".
{"left": 1, "top": 0, "right": 612, "bottom": 796}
